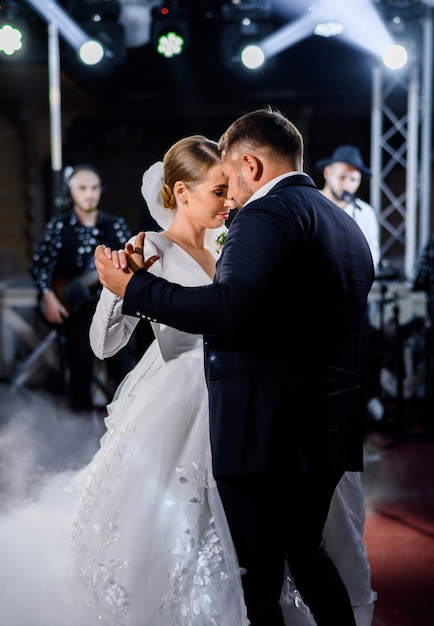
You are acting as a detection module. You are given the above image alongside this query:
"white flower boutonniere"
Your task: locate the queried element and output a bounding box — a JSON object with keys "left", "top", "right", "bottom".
{"left": 215, "top": 231, "right": 227, "bottom": 254}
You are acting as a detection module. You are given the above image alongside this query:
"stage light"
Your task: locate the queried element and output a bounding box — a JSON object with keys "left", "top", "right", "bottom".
{"left": 240, "top": 43, "right": 265, "bottom": 69}
{"left": 72, "top": 20, "right": 126, "bottom": 69}
{"left": 0, "top": 0, "right": 26, "bottom": 57}
{"left": 382, "top": 43, "right": 408, "bottom": 69}
{"left": 156, "top": 30, "right": 184, "bottom": 57}
{"left": 314, "top": 21, "right": 344, "bottom": 38}
{"left": 20, "top": 0, "right": 126, "bottom": 72}
{"left": 378, "top": 9, "right": 421, "bottom": 71}
{"left": 78, "top": 38, "right": 104, "bottom": 65}
{"left": 152, "top": 3, "right": 189, "bottom": 58}
{"left": 0, "top": 4, "right": 50, "bottom": 64}
{"left": 0, "top": 22, "right": 22, "bottom": 55}
{"left": 64, "top": 0, "right": 126, "bottom": 69}
{"left": 222, "top": 19, "right": 274, "bottom": 71}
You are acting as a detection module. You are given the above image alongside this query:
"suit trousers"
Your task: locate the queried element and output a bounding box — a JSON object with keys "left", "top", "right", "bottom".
{"left": 216, "top": 470, "right": 357, "bottom": 626}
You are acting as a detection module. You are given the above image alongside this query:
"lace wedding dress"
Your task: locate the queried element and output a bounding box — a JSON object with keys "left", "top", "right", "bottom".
{"left": 67, "top": 232, "right": 251, "bottom": 625}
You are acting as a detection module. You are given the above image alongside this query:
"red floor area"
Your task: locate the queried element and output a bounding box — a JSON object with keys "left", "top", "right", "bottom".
{"left": 362, "top": 413, "right": 434, "bottom": 626}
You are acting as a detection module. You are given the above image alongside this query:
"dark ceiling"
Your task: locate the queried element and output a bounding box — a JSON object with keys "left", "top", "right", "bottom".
{"left": 1, "top": 0, "right": 430, "bottom": 248}
{"left": 0, "top": 0, "right": 420, "bottom": 117}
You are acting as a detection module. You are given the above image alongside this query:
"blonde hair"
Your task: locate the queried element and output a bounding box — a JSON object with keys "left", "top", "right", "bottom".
{"left": 161, "top": 135, "right": 221, "bottom": 208}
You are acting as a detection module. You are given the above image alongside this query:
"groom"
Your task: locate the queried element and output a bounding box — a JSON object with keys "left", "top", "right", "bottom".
{"left": 94, "top": 108, "right": 374, "bottom": 626}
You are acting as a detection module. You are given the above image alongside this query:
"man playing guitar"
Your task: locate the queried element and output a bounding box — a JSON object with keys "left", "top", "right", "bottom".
{"left": 31, "top": 164, "right": 133, "bottom": 415}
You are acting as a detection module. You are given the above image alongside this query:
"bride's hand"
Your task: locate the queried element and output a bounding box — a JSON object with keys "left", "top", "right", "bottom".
{"left": 99, "top": 232, "right": 160, "bottom": 272}
{"left": 94, "top": 232, "right": 160, "bottom": 298}
{"left": 122, "top": 231, "right": 160, "bottom": 272}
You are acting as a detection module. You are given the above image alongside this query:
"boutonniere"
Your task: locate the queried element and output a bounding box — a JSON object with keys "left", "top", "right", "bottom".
{"left": 215, "top": 231, "right": 227, "bottom": 254}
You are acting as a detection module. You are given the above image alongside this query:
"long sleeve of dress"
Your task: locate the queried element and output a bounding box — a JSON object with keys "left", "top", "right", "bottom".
{"left": 89, "top": 234, "right": 162, "bottom": 359}
{"left": 89, "top": 287, "right": 139, "bottom": 359}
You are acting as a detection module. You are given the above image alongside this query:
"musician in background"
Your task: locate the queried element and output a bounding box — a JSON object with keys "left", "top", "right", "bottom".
{"left": 31, "top": 164, "right": 134, "bottom": 415}
{"left": 316, "top": 145, "right": 383, "bottom": 428}
{"left": 316, "top": 145, "right": 380, "bottom": 271}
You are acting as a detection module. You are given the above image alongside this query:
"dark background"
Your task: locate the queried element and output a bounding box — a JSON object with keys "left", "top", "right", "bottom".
{"left": 0, "top": 0, "right": 431, "bottom": 276}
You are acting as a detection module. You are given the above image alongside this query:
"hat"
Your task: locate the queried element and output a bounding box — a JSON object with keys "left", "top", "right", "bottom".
{"left": 315, "top": 145, "right": 372, "bottom": 179}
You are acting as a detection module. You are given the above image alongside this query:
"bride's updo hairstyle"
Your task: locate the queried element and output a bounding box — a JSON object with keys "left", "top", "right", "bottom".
{"left": 141, "top": 135, "right": 228, "bottom": 246}
{"left": 162, "top": 135, "right": 221, "bottom": 209}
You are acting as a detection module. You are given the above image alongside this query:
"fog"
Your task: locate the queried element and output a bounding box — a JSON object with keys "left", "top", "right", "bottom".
{"left": 0, "top": 381, "right": 388, "bottom": 626}
{"left": 0, "top": 383, "right": 102, "bottom": 626}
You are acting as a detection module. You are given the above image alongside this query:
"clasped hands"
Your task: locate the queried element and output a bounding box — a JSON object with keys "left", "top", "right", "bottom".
{"left": 94, "top": 231, "right": 160, "bottom": 299}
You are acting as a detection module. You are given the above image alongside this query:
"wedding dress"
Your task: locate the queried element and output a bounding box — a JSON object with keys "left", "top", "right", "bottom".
{"left": 68, "top": 232, "right": 250, "bottom": 625}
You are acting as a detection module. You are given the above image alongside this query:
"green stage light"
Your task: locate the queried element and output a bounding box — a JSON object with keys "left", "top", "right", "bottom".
{"left": 156, "top": 30, "right": 184, "bottom": 57}
{"left": 0, "top": 22, "right": 23, "bottom": 55}
{"left": 151, "top": 3, "right": 189, "bottom": 59}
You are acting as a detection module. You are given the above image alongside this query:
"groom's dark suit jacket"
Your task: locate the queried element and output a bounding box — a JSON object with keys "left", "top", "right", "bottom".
{"left": 123, "top": 175, "right": 374, "bottom": 479}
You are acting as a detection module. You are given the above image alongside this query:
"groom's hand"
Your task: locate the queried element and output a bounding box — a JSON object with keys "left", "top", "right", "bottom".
{"left": 94, "top": 231, "right": 160, "bottom": 298}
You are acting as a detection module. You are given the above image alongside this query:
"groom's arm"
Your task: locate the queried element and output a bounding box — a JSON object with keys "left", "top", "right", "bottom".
{"left": 121, "top": 206, "right": 289, "bottom": 337}
{"left": 98, "top": 206, "right": 290, "bottom": 337}
{"left": 95, "top": 232, "right": 231, "bottom": 334}
{"left": 122, "top": 269, "right": 230, "bottom": 335}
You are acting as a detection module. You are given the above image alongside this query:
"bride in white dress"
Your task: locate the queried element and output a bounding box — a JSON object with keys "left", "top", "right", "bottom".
{"left": 67, "top": 136, "right": 375, "bottom": 626}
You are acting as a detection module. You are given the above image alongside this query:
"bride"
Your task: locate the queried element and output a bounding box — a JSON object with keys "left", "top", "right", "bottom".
{"left": 67, "top": 135, "right": 375, "bottom": 626}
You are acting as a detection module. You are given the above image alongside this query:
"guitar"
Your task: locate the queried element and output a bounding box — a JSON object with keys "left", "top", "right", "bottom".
{"left": 38, "top": 270, "right": 100, "bottom": 326}
{"left": 53, "top": 269, "right": 100, "bottom": 315}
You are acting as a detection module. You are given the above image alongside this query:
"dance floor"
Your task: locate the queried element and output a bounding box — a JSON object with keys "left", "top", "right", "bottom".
{"left": 0, "top": 383, "right": 433, "bottom": 626}
{"left": 362, "top": 401, "right": 434, "bottom": 626}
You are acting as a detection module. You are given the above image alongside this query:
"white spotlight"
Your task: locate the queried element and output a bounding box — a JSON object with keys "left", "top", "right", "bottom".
{"left": 314, "top": 21, "right": 344, "bottom": 38}
{"left": 78, "top": 39, "right": 105, "bottom": 65}
{"left": 240, "top": 43, "right": 265, "bottom": 69}
{"left": 382, "top": 43, "right": 408, "bottom": 70}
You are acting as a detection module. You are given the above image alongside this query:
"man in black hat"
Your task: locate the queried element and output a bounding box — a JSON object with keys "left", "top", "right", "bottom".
{"left": 317, "top": 145, "right": 383, "bottom": 427}
{"left": 316, "top": 145, "right": 380, "bottom": 270}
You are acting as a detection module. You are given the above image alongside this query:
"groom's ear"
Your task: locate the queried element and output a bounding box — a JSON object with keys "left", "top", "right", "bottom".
{"left": 243, "top": 154, "right": 263, "bottom": 181}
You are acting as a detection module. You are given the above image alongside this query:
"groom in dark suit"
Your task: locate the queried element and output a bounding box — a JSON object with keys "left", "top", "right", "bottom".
{"left": 94, "top": 108, "right": 374, "bottom": 626}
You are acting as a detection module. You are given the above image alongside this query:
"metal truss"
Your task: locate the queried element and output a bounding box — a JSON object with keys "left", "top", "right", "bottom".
{"left": 370, "top": 9, "right": 433, "bottom": 280}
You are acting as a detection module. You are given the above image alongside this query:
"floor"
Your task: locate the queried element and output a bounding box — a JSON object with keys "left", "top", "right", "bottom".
{"left": 0, "top": 381, "right": 433, "bottom": 626}
{"left": 361, "top": 399, "right": 434, "bottom": 626}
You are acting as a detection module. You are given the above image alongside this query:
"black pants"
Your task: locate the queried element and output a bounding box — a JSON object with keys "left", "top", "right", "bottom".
{"left": 61, "top": 300, "right": 133, "bottom": 412}
{"left": 216, "top": 471, "right": 357, "bottom": 626}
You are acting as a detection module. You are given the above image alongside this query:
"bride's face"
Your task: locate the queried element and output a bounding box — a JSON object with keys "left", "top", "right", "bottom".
{"left": 183, "top": 164, "right": 234, "bottom": 230}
